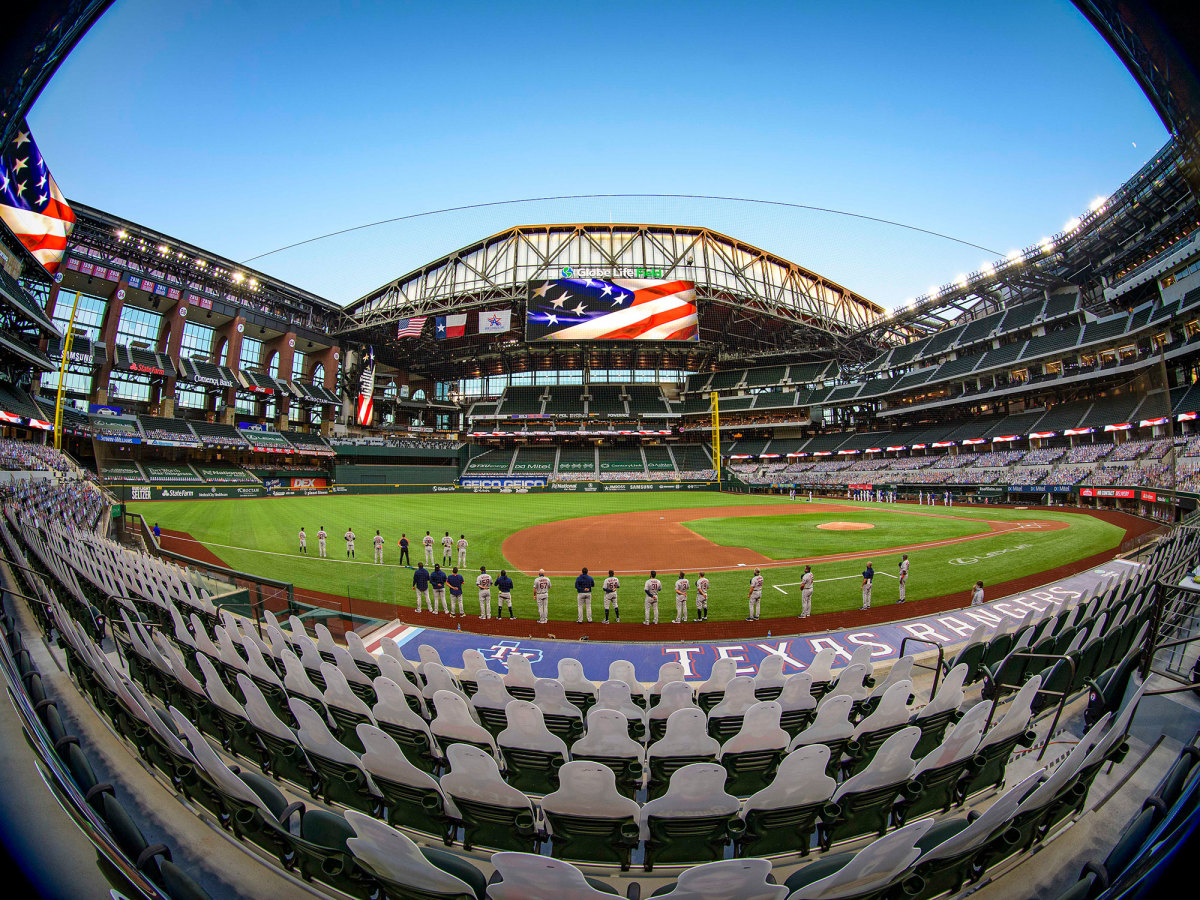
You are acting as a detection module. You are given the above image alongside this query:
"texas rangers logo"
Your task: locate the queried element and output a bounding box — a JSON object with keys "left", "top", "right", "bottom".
{"left": 480, "top": 639, "right": 543, "bottom": 666}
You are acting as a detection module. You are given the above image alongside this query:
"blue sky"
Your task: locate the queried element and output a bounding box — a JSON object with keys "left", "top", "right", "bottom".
{"left": 29, "top": 0, "right": 1167, "bottom": 308}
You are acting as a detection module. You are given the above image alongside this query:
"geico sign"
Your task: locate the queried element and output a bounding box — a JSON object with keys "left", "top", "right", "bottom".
{"left": 462, "top": 478, "right": 545, "bottom": 488}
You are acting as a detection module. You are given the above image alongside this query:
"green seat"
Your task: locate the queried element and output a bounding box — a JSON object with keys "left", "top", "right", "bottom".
{"left": 707, "top": 714, "right": 746, "bottom": 743}
{"left": 474, "top": 705, "right": 508, "bottom": 736}
{"left": 783, "top": 852, "right": 855, "bottom": 895}
{"left": 541, "top": 763, "right": 642, "bottom": 868}
{"left": 779, "top": 707, "right": 814, "bottom": 739}
{"left": 912, "top": 708, "right": 962, "bottom": 759}
{"left": 844, "top": 723, "right": 907, "bottom": 778}
{"left": 375, "top": 719, "right": 440, "bottom": 775}
{"left": 821, "top": 780, "right": 917, "bottom": 847}
{"left": 945, "top": 642, "right": 988, "bottom": 685}
{"left": 499, "top": 746, "right": 566, "bottom": 795}
{"left": 440, "top": 744, "right": 537, "bottom": 852}
{"left": 266, "top": 804, "right": 374, "bottom": 898}
{"left": 648, "top": 754, "right": 716, "bottom": 800}
{"left": 641, "top": 762, "right": 742, "bottom": 870}
{"left": 358, "top": 723, "right": 455, "bottom": 843}
{"left": 570, "top": 754, "right": 643, "bottom": 799}
{"left": 721, "top": 748, "right": 785, "bottom": 798}
{"left": 978, "top": 632, "right": 1015, "bottom": 679}
{"left": 961, "top": 729, "right": 1036, "bottom": 797}
{"left": 290, "top": 698, "right": 378, "bottom": 812}
{"left": 897, "top": 756, "right": 978, "bottom": 824}
{"left": 326, "top": 705, "right": 372, "bottom": 754}
{"left": 737, "top": 800, "right": 833, "bottom": 858}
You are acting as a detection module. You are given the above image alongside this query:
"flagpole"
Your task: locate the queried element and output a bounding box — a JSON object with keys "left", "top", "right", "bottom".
{"left": 53, "top": 290, "right": 82, "bottom": 450}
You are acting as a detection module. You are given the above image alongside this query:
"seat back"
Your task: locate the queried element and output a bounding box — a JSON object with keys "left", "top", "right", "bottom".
{"left": 488, "top": 853, "right": 615, "bottom": 899}
{"left": 344, "top": 809, "right": 477, "bottom": 899}
{"left": 789, "top": 820, "right": 934, "bottom": 899}
{"left": 790, "top": 694, "right": 855, "bottom": 749}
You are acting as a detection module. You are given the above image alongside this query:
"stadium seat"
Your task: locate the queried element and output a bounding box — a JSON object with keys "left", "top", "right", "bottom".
{"left": 264, "top": 803, "right": 371, "bottom": 896}
{"left": 608, "top": 660, "right": 649, "bottom": 709}
{"left": 289, "top": 697, "right": 379, "bottom": 813}
{"left": 753, "top": 655, "right": 788, "bottom": 701}
{"left": 649, "top": 680, "right": 700, "bottom": 742}
{"left": 708, "top": 675, "right": 759, "bottom": 742}
{"left": 531, "top": 677, "right": 585, "bottom": 745}
{"left": 470, "top": 669, "right": 515, "bottom": 736}
{"left": 697, "top": 658, "right": 738, "bottom": 712}
{"left": 501, "top": 653, "right": 538, "bottom": 701}
{"left": 195, "top": 653, "right": 259, "bottom": 759}
{"left": 371, "top": 676, "right": 440, "bottom": 773}
{"left": 786, "top": 820, "right": 933, "bottom": 900}
{"left": 647, "top": 708, "right": 721, "bottom": 800}
{"left": 820, "top": 662, "right": 873, "bottom": 719}
{"left": 960, "top": 675, "right": 1041, "bottom": 797}
{"left": 457, "top": 649, "right": 490, "bottom": 698}
{"left": 321, "top": 662, "right": 376, "bottom": 753}
{"left": 234, "top": 673, "right": 319, "bottom": 790}
{"left": 649, "top": 662, "right": 688, "bottom": 707}
{"left": 496, "top": 699, "right": 568, "bottom": 794}
{"left": 650, "top": 858, "right": 787, "bottom": 899}
{"left": 280, "top": 648, "right": 330, "bottom": 722}
{"left": 375, "top": 653, "right": 429, "bottom": 718}
{"left": 720, "top": 700, "right": 789, "bottom": 796}
{"left": 847, "top": 679, "right": 915, "bottom": 776}
{"left": 439, "top": 744, "right": 537, "bottom": 852}
{"left": 540, "top": 761, "right": 641, "bottom": 869}
{"left": 776, "top": 672, "right": 819, "bottom": 738}
{"left": 571, "top": 708, "right": 646, "bottom": 798}
{"left": 911, "top": 664, "right": 967, "bottom": 758}
{"left": 789, "top": 694, "right": 856, "bottom": 778}
{"left": 430, "top": 690, "right": 498, "bottom": 759}
{"left": 423, "top": 663, "right": 471, "bottom": 705}
{"left": 736, "top": 744, "right": 837, "bottom": 858}
{"left": 858, "top": 656, "right": 914, "bottom": 717}
{"left": 556, "top": 658, "right": 597, "bottom": 714}
{"left": 593, "top": 680, "right": 647, "bottom": 741}
{"left": 357, "top": 724, "right": 454, "bottom": 843}
{"left": 821, "top": 726, "right": 922, "bottom": 846}
{"left": 344, "top": 809, "right": 484, "bottom": 900}
{"left": 487, "top": 852, "right": 617, "bottom": 899}
{"left": 640, "top": 762, "right": 743, "bottom": 869}
{"left": 897, "top": 702, "right": 989, "bottom": 824}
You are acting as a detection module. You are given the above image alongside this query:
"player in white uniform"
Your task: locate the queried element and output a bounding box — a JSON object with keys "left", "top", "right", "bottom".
{"left": 317, "top": 526, "right": 327, "bottom": 558}
{"left": 298, "top": 527, "right": 307, "bottom": 554}
{"left": 602, "top": 570, "right": 620, "bottom": 623}
{"left": 800, "top": 565, "right": 814, "bottom": 618}
{"left": 695, "top": 572, "right": 709, "bottom": 621}
{"left": 344, "top": 528, "right": 356, "bottom": 559}
{"left": 898, "top": 554, "right": 909, "bottom": 603}
{"left": 673, "top": 573, "right": 689, "bottom": 623}
{"left": 423, "top": 531, "right": 434, "bottom": 564}
{"left": 532, "top": 569, "right": 551, "bottom": 624}
{"left": 457, "top": 535, "right": 468, "bottom": 567}
{"left": 747, "top": 568, "right": 764, "bottom": 620}
{"left": 476, "top": 566, "right": 493, "bottom": 619}
{"left": 643, "top": 571, "right": 662, "bottom": 625}
{"left": 441, "top": 532, "right": 453, "bottom": 565}
{"left": 373, "top": 530, "right": 385, "bottom": 564}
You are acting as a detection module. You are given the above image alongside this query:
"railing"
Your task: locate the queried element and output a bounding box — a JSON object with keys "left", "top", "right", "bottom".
{"left": 898, "top": 636, "right": 945, "bottom": 697}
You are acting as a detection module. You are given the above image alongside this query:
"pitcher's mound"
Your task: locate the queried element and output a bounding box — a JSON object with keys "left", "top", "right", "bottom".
{"left": 817, "top": 521, "right": 875, "bottom": 531}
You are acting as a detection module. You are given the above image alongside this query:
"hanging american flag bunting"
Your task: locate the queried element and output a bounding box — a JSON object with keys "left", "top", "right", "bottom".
{"left": 356, "top": 346, "right": 376, "bottom": 426}
{"left": 0, "top": 120, "right": 76, "bottom": 273}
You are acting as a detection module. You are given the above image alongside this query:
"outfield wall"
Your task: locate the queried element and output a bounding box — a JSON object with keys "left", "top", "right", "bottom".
{"left": 110, "top": 480, "right": 720, "bottom": 499}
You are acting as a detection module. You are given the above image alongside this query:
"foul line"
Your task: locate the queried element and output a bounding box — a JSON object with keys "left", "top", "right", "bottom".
{"left": 772, "top": 571, "right": 899, "bottom": 595}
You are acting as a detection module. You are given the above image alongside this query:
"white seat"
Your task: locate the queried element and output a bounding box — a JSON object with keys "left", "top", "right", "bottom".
{"left": 789, "top": 694, "right": 855, "bottom": 750}
{"left": 284, "top": 614, "right": 306, "bottom": 644}
{"left": 916, "top": 664, "right": 967, "bottom": 720}
{"left": 151, "top": 633, "right": 205, "bottom": 696}
{"left": 639, "top": 762, "right": 739, "bottom": 839}
{"left": 196, "top": 653, "right": 248, "bottom": 720}
{"left": 853, "top": 680, "right": 914, "bottom": 738}
{"left": 503, "top": 653, "right": 539, "bottom": 695}
{"left": 832, "top": 726, "right": 921, "bottom": 798}
{"left": 430, "top": 690, "right": 497, "bottom": 754}
{"left": 264, "top": 624, "right": 290, "bottom": 662}
{"left": 649, "top": 708, "right": 720, "bottom": 759}
{"left": 289, "top": 697, "right": 374, "bottom": 781}
{"left": 330, "top": 643, "right": 373, "bottom": 686}
{"left": 722, "top": 701, "right": 789, "bottom": 755}
{"left": 487, "top": 852, "right": 613, "bottom": 900}
{"left": 237, "top": 673, "right": 299, "bottom": 741}
{"left": 423, "top": 662, "right": 470, "bottom": 704}
{"left": 280, "top": 649, "right": 325, "bottom": 704}
{"left": 460, "top": 648, "right": 492, "bottom": 690}
{"left": 498, "top": 700, "right": 568, "bottom": 755}
{"left": 213, "top": 624, "right": 248, "bottom": 674}
{"left": 915, "top": 769, "right": 1045, "bottom": 866}
{"left": 753, "top": 655, "right": 787, "bottom": 695}
{"left": 472, "top": 669, "right": 517, "bottom": 712}
{"left": 697, "top": 658, "right": 737, "bottom": 699}
{"left": 357, "top": 724, "right": 447, "bottom": 804}
{"left": 804, "top": 648, "right": 837, "bottom": 686}
{"left": 977, "top": 674, "right": 1042, "bottom": 753}
{"left": 846, "top": 644, "right": 874, "bottom": 669}
{"left": 788, "top": 820, "right": 935, "bottom": 899}
{"left": 321, "top": 662, "right": 374, "bottom": 718}
{"left": 417, "top": 643, "right": 444, "bottom": 671}
{"left": 440, "top": 743, "right": 531, "bottom": 810}
{"left": 649, "top": 681, "right": 699, "bottom": 725}
{"left": 344, "top": 809, "right": 475, "bottom": 896}
{"left": 532, "top": 678, "right": 584, "bottom": 721}
{"left": 169, "top": 707, "right": 274, "bottom": 815}
{"left": 820, "top": 662, "right": 872, "bottom": 705}
{"left": 556, "top": 658, "right": 596, "bottom": 702}
{"left": 541, "top": 761, "right": 640, "bottom": 823}
{"left": 608, "top": 659, "right": 647, "bottom": 705}
{"left": 315, "top": 622, "right": 338, "bottom": 658}
{"left": 650, "top": 662, "right": 687, "bottom": 698}
{"left": 743, "top": 745, "right": 836, "bottom": 813}
{"left": 912, "top": 702, "right": 989, "bottom": 776}
{"left": 595, "top": 680, "right": 647, "bottom": 726}
{"left": 189, "top": 613, "right": 220, "bottom": 659}
{"left": 575, "top": 709, "right": 645, "bottom": 760}
{"left": 777, "top": 673, "right": 817, "bottom": 715}
{"left": 375, "top": 654, "right": 428, "bottom": 717}
{"left": 708, "top": 675, "right": 759, "bottom": 719}
{"left": 651, "top": 859, "right": 788, "bottom": 900}
{"left": 372, "top": 677, "right": 437, "bottom": 741}
{"left": 870, "top": 656, "right": 914, "bottom": 699}
{"left": 345, "top": 631, "right": 379, "bottom": 670}
{"left": 239, "top": 633, "right": 283, "bottom": 687}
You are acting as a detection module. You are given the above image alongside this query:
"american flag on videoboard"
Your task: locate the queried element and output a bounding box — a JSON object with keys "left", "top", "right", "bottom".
{"left": 527, "top": 279, "right": 699, "bottom": 341}
{"left": 0, "top": 120, "right": 76, "bottom": 274}
{"left": 356, "top": 346, "right": 375, "bottom": 426}
{"left": 396, "top": 317, "right": 427, "bottom": 338}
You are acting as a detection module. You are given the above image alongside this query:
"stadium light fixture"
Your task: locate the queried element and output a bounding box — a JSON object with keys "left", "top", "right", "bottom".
{"left": 1038, "top": 237, "right": 1054, "bottom": 252}
{"left": 954, "top": 274, "right": 967, "bottom": 288}
{"left": 115, "top": 229, "right": 127, "bottom": 240}
{"left": 232, "top": 272, "right": 245, "bottom": 283}
{"left": 1089, "top": 195, "right": 1107, "bottom": 211}
{"left": 1064, "top": 217, "right": 1081, "bottom": 232}
{"left": 980, "top": 262, "right": 994, "bottom": 276}
{"left": 1006, "top": 250, "right": 1021, "bottom": 263}
{"left": 157, "top": 243, "right": 169, "bottom": 254}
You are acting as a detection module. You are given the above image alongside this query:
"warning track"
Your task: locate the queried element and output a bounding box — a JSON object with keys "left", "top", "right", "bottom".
{"left": 500, "top": 502, "right": 1067, "bottom": 576}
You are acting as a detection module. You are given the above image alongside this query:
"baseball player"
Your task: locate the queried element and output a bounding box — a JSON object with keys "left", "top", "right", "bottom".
{"left": 373, "top": 530, "right": 385, "bottom": 564}
{"left": 298, "top": 527, "right": 307, "bottom": 554}
{"left": 747, "top": 568, "right": 764, "bottom": 621}
{"left": 972, "top": 580, "right": 985, "bottom": 607}
{"left": 398, "top": 533, "right": 410, "bottom": 567}
{"left": 533, "top": 569, "right": 551, "bottom": 624}
{"left": 447, "top": 566, "right": 465, "bottom": 616}
{"left": 861, "top": 561, "right": 875, "bottom": 610}
{"left": 673, "top": 572, "right": 689, "bottom": 623}
{"left": 344, "top": 527, "right": 356, "bottom": 559}
{"left": 574, "top": 567, "right": 594, "bottom": 623}
{"left": 799, "top": 565, "right": 814, "bottom": 618}
{"left": 898, "top": 554, "right": 909, "bottom": 603}
{"left": 412, "top": 563, "right": 432, "bottom": 612}
{"left": 430, "top": 564, "right": 448, "bottom": 614}
{"left": 317, "top": 526, "right": 327, "bottom": 558}
{"left": 644, "top": 570, "right": 662, "bottom": 625}
{"left": 602, "top": 569, "right": 620, "bottom": 623}
{"left": 476, "top": 566, "right": 493, "bottom": 619}
{"left": 695, "top": 571, "right": 709, "bottom": 621}
{"left": 496, "top": 569, "right": 515, "bottom": 618}
{"left": 457, "top": 534, "right": 468, "bottom": 567}
{"left": 423, "top": 531, "right": 434, "bottom": 564}
{"left": 441, "top": 531, "right": 453, "bottom": 565}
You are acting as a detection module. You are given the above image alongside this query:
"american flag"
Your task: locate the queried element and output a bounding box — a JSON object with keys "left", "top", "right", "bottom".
{"left": 396, "top": 317, "right": 427, "bottom": 338}
{"left": 527, "top": 278, "right": 698, "bottom": 342}
{"left": 356, "top": 346, "right": 375, "bottom": 426}
{"left": 0, "top": 120, "right": 75, "bottom": 273}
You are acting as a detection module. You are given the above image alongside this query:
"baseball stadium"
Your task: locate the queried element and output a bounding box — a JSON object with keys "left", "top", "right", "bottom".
{"left": 0, "top": 3, "right": 1199, "bottom": 899}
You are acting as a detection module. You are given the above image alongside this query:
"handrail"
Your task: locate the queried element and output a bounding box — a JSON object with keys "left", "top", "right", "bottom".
{"left": 981, "top": 651, "right": 1076, "bottom": 761}
{"left": 898, "top": 635, "right": 944, "bottom": 697}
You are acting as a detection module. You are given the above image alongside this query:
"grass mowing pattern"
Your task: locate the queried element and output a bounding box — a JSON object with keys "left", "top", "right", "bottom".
{"left": 133, "top": 495, "right": 1124, "bottom": 622}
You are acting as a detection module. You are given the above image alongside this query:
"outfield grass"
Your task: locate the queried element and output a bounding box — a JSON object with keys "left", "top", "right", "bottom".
{"left": 132, "top": 494, "right": 1125, "bottom": 622}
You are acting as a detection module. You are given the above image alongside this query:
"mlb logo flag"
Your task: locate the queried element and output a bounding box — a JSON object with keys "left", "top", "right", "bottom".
{"left": 477, "top": 310, "right": 512, "bottom": 334}
{"left": 435, "top": 314, "right": 467, "bottom": 339}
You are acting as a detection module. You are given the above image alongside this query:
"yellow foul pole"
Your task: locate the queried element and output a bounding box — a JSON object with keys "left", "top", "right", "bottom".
{"left": 710, "top": 390, "right": 721, "bottom": 486}
{"left": 53, "top": 290, "right": 82, "bottom": 450}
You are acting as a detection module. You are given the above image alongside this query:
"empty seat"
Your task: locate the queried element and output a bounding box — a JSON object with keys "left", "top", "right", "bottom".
{"left": 898, "top": 702, "right": 989, "bottom": 823}
{"left": 640, "top": 763, "right": 742, "bottom": 870}
{"left": 502, "top": 654, "right": 538, "bottom": 701}
{"left": 358, "top": 724, "right": 454, "bottom": 842}
{"left": 786, "top": 819, "right": 934, "bottom": 900}
{"left": 649, "top": 681, "right": 699, "bottom": 742}
{"left": 608, "top": 660, "right": 648, "bottom": 709}
{"left": 290, "top": 697, "right": 379, "bottom": 813}
{"left": 541, "top": 761, "right": 641, "bottom": 869}
{"left": 344, "top": 809, "right": 484, "bottom": 900}
{"left": 708, "top": 676, "right": 759, "bottom": 742}
{"left": 487, "top": 852, "right": 615, "bottom": 899}
{"left": 789, "top": 694, "right": 856, "bottom": 778}
{"left": 372, "top": 676, "right": 440, "bottom": 774}
{"left": 572, "top": 708, "right": 645, "bottom": 798}
{"left": 531, "top": 678, "right": 585, "bottom": 745}
{"left": 737, "top": 744, "right": 836, "bottom": 858}
{"left": 430, "top": 690, "right": 497, "bottom": 759}
{"left": 321, "top": 662, "right": 375, "bottom": 753}
{"left": 753, "top": 655, "right": 788, "bottom": 701}
{"left": 651, "top": 859, "right": 788, "bottom": 900}
{"left": 822, "top": 726, "right": 921, "bottom": 846}
{"left": 720, "top": 701, "right": 789, "bottom": 797}
{"left": 556, "top": 658, "right": 597, "bottom": 714}
{"left": 648, "top": 708, "right": 721, "bottom": 800}
{"left": 846, "top": 679, "right": 914, "bottom": 776}
{"left": 470, "top": 669, "right": 516, "bottom": 736}
{"left": 777, "top": 673, "right": 818, "bottom": 737}
{"left": 497, "top": 700, "right": 568, "bottom": 795}
{"left": 439, "top": 744, "right": 536, "bottom": 852}
{"left": 911, "top": 663, "right": 968, "bottom": 757}
{"left": 593, "top": 680, "right": 647, "bottom": 741}
{"left": 697, "top": 658, "right": 737, "bottom": 712}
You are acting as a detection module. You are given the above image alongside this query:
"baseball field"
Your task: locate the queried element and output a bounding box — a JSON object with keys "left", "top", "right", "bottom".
{"left": 131, "top": 492, "right": 1127, "bottom": 623}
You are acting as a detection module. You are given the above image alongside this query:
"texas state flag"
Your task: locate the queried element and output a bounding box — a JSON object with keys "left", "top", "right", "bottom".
{"left": 435, "top": 314, "right": 467, "bottom": 339}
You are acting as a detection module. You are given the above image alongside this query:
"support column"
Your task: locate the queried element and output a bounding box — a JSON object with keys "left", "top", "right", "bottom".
{"left": 92, "top": 277, "right": 129, "bottom": 405}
